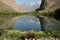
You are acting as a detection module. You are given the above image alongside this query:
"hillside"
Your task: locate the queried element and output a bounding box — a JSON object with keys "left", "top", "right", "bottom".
{"left": 36, "top": 0, "right": 60, "bottom": 12}
{"left": 0, "top": 0, "right": 23, "bottom": 12}
{"left": 45, "top": 0, "right": 60, "bottom": 9}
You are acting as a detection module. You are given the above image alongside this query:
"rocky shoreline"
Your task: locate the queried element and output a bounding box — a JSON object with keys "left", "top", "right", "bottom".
{"left": 24, "top": 37, "right": 60, "bottom": 40}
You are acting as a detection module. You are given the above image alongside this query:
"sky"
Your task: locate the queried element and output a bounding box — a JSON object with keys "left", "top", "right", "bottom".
{"left": 15, "top": 0, "right": 42, "bottom": 12}
{"left": 15, "top": 0, "right": 42, "bottom": 4}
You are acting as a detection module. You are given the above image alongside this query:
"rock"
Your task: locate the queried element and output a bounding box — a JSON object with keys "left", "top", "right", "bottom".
{"left": 37, "top": 38, "right": 60, "bottom": 40}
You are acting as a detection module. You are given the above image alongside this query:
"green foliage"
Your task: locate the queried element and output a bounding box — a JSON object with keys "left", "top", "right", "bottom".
{"left": 0, "top": 12, "right": 21, "bottom": 17}
{"left": 35, "top": 31, "right": 45, "bottom": 38}
{"left": 35, "top": 31, "right": 53, "bottom": 38}
{"left": 52, "top": 31, "right": 60, "bottom": 38}
{"left": 0, "top": 36, "right": 4, "bottom": 40}
{"left": 0, "top": 19, "right": 4, "bottom": 25}
{"left": 0, "top": 30, "right": 60, "bottom": 40}
{"left": 2, "top": 30, "right": 24, "bottom": 40}
{"left": 0, "top": 10, "right": 55, "bottom": 19}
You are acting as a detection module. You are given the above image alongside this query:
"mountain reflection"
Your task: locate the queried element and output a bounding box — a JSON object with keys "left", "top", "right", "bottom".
{"left": 13, "top": 16, "right": 41, "bottom": 31}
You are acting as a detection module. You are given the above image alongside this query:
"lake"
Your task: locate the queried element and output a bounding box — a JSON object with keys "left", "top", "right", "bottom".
{"left": 13, "top": 16, "right": 41, "bottom": 31}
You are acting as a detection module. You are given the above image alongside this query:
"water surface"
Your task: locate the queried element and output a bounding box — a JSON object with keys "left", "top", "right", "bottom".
{"left": 13, "top": 16, "right": 41, "bottom": 31}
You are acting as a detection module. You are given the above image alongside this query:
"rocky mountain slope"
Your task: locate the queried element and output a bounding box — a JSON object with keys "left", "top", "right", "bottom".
{"left": 0, "top": 0, "right": 22, "bottom": 12}
{"left": 36, "top": 0, "right": 60, "bottom": 11}
{"left": 45, "top": 0, "right": 60, "bottom": 9}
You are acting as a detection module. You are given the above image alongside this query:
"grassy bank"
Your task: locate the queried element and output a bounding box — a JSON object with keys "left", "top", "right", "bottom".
{"left": 0, "top": 11, "right": 55, "bottom": 18}
{"left": 0, "top": 30, "right": 60, "bottom": 40}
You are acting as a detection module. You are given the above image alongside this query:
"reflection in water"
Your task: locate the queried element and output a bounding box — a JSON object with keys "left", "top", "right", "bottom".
{"left": 13, "top": 16, "right": 41, "bottom": 31}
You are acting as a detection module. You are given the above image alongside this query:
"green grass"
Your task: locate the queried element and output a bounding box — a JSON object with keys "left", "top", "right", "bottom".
{"left": 0, "top": 11, "right": 55, "bottom": 17}
{"left": 0, "top": 30, "right": 60, "bottom": 40}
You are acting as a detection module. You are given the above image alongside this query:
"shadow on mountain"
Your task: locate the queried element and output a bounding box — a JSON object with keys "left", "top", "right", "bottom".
{"left": 54, "top": 8, "right": 60, "bottom": 21}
